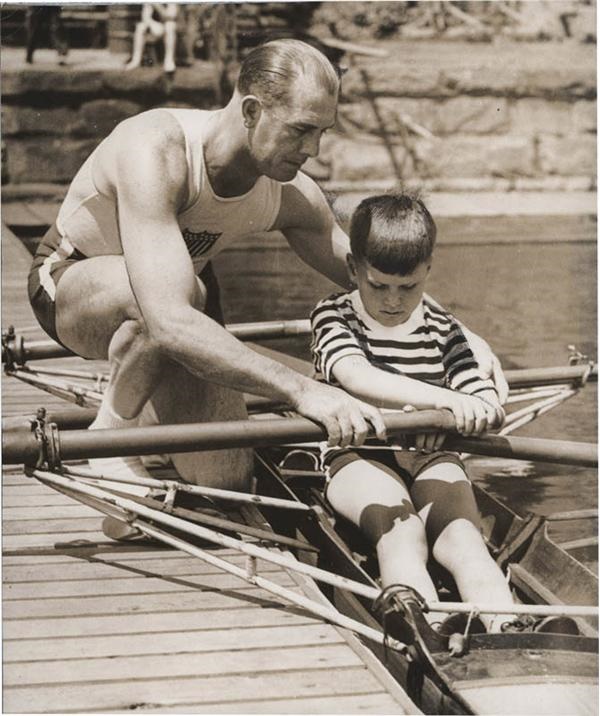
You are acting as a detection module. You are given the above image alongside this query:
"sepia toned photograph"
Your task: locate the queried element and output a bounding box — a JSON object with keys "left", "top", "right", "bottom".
{"left": 1, "top": 1, "right": 597, "bottom": 713}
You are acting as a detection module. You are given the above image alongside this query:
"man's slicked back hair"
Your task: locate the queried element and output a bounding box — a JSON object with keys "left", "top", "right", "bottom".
{"left": 350, "top": 193, "right": 437, "bottom": 275}
{"left": 237, "top": 39, "right": 340, "bottom": 107}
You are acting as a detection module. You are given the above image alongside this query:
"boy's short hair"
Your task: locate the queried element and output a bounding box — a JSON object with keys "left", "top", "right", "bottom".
{"left": 349, "top": 193, "right": 437, "bottom": 275}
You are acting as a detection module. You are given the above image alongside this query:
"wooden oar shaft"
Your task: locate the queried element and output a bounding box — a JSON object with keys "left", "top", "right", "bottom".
{"left": 505, "top": 364, "right": 597, "bottom": 388}
{"left": 2, "top": 394, "right": 287, "bottom": 432}
{"left": 445, "top": 433, "right": 597, "bottom": 467}
{"left": 5, "top": 330, "right": 596, "bottom": 388}
{"left": 3, "top": 411, "right": 597, "bottom": 467}
{"left": 3, "top": 320, "right": 312, "bottom": 365}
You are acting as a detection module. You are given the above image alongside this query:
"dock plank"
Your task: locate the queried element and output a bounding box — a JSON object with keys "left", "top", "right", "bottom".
{"left": 4, "top": 644, "right": 363, "bottom": 687}
{"left": 137, "top": 693, "right": 408, "bottom": 714}
{"left": 4, "top": 623, "right": 342, "bottom": 663}
{"left": 3, "top": 666, "right": 391, "bottom": 713}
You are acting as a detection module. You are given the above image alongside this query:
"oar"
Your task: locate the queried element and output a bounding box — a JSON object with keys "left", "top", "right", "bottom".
{"left": 4, "top": 328, "right": 596, "bottom": 387}
{"left": 1, "top": 394, "right": 289, "bottom": 432}
{"left": 505, "top": 364, "right": 597, "bottom": 388}
{"left": 2, "top": 320, "right": 312, "bottom": 365}
{"left": 3, "top": 410, "right": 597, "bottom": 467}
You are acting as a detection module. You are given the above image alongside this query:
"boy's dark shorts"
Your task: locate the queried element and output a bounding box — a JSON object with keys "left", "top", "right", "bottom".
{"left": 28, "top": 223, "right": 224, "bottom": 347}
{"left": 324, "top": 446, "right": 481, "bottom": 548}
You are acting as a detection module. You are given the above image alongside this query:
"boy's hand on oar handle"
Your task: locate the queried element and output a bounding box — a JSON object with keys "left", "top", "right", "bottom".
{"left": 294, "top": 382, "right": 387, "bottom": 448}
{"left": 437, "top": 391, "right": 500, "bottom": 436}
{"left": 475, "top": 389, "right": 506, "bottom": 430}
{"left": 401, "top": 405, "right": 446, "bottom": 453}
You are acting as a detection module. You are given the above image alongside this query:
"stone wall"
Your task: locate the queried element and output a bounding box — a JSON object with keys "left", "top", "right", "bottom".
{"left": 1, "top": 38, "right": 596, "bottom": 191}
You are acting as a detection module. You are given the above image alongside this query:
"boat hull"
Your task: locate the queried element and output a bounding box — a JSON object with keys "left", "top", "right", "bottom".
{"left": 254, "top": 450, "right": 599, "bottom": 715}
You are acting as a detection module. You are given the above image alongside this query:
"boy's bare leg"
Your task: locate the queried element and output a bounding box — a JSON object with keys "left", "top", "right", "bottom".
{"left": 422, "top": 464, "right": 517, "bottom": 633}
{"left": 326, "top": 460, "right": 445, "bottom": 625}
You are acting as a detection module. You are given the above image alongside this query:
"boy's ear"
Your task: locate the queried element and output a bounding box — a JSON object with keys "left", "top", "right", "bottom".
{"left": 346, "top": 254, "right": 357, "bottom": 282}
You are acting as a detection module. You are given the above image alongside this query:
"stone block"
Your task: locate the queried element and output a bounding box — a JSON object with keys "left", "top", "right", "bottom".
{"left": 572, "top": 101, "right": 596, "bottom": 133}
{"left": 6, "top": 138, "right": 98, "bottom": 183}
{"left": 430, "top": 97, "right": 510, "bottom": 135}
{"left": 1, "top": 69, "right": 105, "bottom": 97}
{"left": 75, "top": 99, "right": 143, "bottom": 137}
{"left": 413, "top": 135, "right": 535, "bottom": 179}
{"left": 509, "top": 99, "right": 573, "bottom": 135}
{"left": 340, "top": 97, "right": 509, "bottom": 138}
{"left": 2, "top": 106, "right": 78, "bottom": 136}
{"left": 328, "top": 137, "right": 413, "bottom": 182}
{"left": 538, "top": 134, "right": 597, "bottom": 175}
{"left": 341, "top": 59, "right": 448, "bottom": 99}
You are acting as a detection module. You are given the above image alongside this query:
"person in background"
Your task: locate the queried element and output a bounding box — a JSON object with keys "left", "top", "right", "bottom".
{"left": 125, "top": 3, "right": 178, "bottom": 74}
{"left": 25, "top": 5, "right": 69, "bottom": 66}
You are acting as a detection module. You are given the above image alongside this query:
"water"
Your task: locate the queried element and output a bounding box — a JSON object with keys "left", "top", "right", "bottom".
{"left": 215, "top": 235, "right": 597, "bottom": 554}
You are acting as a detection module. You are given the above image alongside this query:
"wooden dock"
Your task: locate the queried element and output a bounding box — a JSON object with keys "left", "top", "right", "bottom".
{"left": 2, "top": 223, "right": 418, "bottom": 714}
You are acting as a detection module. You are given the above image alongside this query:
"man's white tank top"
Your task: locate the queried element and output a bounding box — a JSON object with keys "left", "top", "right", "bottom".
{"left": 56, "top": 108, "right": 283, "bottom": 273}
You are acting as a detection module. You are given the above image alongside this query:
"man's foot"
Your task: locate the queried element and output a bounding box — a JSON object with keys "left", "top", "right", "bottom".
{"left": 89, "top": 402, "right": 154, "bottom": 494}
{"left": 534, "top": 616, "right": 580, "bottom": 635}
{"left": 102, "top": 516, "right": 144, "bottom": 542}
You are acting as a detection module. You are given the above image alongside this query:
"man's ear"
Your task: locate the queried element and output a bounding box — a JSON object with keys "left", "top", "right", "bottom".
{"left": 241, "top": 95, "right": 262, "bottom": 128}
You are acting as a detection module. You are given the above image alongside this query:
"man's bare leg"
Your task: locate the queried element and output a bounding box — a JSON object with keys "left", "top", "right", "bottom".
{"left": 149, "top": 362, "right": 254, "bottom": 492}
{"left": 54, "top": 255, "right": 252, "bottom": 494}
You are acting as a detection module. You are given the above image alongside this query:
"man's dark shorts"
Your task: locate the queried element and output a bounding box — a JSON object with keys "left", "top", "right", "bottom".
{"left": 28, "top": 223, "right": 224, "bottom": 347}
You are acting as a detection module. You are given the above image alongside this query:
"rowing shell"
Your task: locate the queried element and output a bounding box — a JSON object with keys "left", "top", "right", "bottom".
{"left": 254, "top": 450, "right": 598, "bottom": 716}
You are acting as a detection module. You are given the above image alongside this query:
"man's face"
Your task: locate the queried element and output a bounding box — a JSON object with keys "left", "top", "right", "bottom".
{"left": 349, "top": 256, "right": 431, "bottom": 327}
{"left": 249, "top": 75, "right": 338, "bottom": 181}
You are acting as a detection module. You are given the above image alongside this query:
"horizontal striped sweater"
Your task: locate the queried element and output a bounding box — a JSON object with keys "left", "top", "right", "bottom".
{"left": 310, "top": 290, "right": 496, "bottom": 399}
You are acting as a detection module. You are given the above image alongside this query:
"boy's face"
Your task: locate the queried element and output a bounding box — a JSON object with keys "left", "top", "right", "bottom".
{"left": 348, "top": 256, "right": 430, "bottom": 327}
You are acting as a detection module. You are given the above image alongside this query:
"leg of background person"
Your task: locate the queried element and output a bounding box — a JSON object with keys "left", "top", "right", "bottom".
{"left": 25, "top": 7, "right": 43, "bottom": 63}
{"left": 125, "top": 21, "right": 148, "bottom": 69}
{"left": 163, "top": 20, "right": 177, "bottom": 72}
{"left": 49, "top": 7, "right": 69, "bottom": 64}
{"left": 415, "top": 463, "right": 517, "bottom": 633}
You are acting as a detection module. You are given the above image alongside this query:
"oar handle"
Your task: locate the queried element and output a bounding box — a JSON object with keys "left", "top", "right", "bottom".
{"left": 2, "top": 410, "right": 597, "bottom": 468}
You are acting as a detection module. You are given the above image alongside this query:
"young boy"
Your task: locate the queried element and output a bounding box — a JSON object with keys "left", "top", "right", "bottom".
{"left": 310, "top": 192, "right": 516, "bottom": 634}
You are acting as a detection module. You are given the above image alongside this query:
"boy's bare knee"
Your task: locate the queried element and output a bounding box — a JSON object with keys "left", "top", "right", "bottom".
{"left": 432, "top": 519, "right": 482, "bottom": 570}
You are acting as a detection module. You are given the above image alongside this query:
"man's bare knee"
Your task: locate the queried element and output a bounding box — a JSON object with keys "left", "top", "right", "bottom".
{"left": 108, "top": 318, "right": 161, "bottom": 363}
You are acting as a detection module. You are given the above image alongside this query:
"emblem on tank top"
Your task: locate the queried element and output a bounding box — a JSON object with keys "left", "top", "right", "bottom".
{"left": 182, "top": 228, "right": 222, "bottom": 257}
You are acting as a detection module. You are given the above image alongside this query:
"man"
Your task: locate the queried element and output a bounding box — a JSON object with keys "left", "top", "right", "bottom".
{"left": 28, "top": 39, "right": 504, "bottom": 508}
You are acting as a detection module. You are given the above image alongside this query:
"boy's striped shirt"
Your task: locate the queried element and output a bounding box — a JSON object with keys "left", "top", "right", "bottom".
{"left": 310, "top": 290, "right": 496, "bottom": 397}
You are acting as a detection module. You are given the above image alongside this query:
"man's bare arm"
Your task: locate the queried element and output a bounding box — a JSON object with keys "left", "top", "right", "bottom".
{"left": 111, "top": 115, "right": 385, "bottom": 444}
{"left": 276, "top": 172, "right": 351, "bottom": 289}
